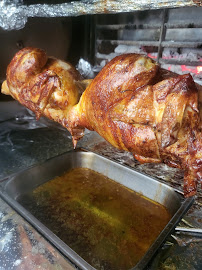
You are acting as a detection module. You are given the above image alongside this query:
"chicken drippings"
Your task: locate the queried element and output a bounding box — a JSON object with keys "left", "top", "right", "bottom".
{"left": 18, "top": 168, "right": 171, "bottom": 270}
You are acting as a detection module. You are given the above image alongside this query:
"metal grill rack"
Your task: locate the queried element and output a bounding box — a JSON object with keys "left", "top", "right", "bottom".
{"left": 93, "top": 6, "right": 202, "bottom": 84}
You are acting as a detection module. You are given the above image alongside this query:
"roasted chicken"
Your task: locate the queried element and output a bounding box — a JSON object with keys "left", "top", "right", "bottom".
{"left": 2, "top": 47, "right": 202, "bottom": 197}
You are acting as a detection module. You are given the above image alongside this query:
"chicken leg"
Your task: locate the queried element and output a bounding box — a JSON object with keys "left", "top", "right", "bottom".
{"left": 2, "top": 47, "right": 202, "bottom": 197}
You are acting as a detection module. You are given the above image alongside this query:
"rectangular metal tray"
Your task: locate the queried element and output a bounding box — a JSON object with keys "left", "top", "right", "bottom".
{"left": 0, "top": 149, "right": 194, "bottom": 270}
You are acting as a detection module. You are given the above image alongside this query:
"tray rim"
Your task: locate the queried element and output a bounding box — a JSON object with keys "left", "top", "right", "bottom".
{"left": 0, "top": 149, "right": 194, "bottom": 270}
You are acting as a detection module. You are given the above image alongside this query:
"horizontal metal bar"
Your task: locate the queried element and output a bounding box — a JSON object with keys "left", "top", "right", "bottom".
{"left": 162, "top": 41, "right": 202, "bottom": 48}
{"left": 96, "top": 23, "right": 202, "bottom": 31}
{"left": 159, "top": 59, "right": 202, "bottom": 66}
{"left": 96, "top": 24, "right": 161, "bottom": 30}
{"left": 165, "top": 22, "right": 202, "bottom": 28}
{"left": 97, "top": 39, "right": 202, "bottom": 49}
{"left": 97, "top": 39, "right": 160, "bottom": 47}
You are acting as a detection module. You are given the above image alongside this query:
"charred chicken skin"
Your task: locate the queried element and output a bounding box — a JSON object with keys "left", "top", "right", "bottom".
{"left": 2, "top": 47, "right": 202, "bottom": 197}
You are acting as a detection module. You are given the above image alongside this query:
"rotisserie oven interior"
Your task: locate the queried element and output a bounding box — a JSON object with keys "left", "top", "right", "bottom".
{"left": 0, "top": 2, "right": 202, "bottom": 270}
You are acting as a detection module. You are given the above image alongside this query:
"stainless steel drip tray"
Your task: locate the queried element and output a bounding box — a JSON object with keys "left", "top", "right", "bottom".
{"left": 0, "top": 149, "right": 194, "bottom": 270}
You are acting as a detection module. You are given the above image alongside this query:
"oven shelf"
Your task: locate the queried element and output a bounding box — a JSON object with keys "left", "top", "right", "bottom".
{"left": 0, "top": 0, "right": 201, "bottom": 30}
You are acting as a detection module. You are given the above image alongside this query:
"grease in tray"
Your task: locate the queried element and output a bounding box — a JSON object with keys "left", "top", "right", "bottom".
{"left": 18, "top": 167, "right": 171, "bottom": 270}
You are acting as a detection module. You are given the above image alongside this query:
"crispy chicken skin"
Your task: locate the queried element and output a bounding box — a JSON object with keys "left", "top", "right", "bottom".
{"left": 2, "top": 47, "right": 84, "bottom": 122}
{"left": 2, "top": 47, "right": 202, "bottom": 197}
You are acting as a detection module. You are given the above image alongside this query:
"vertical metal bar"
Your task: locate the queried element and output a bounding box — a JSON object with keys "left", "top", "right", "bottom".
{"left": 157, "top": 9, "right": 168, "bottom": 63}
{"left": 94, "top": 15, "right": 98, "bottom": 66}
{"left": 89, "top": 15, "right": 93, "bottom": 64}
{"left": 89, "top": 15, "right": 96, "bottom": 65}
{"left": 83, "top": 15, "right": 89, "bottom": 61}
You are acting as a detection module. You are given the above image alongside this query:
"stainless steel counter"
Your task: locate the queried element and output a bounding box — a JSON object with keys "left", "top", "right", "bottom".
{"left": 0, "top": 101, "right": 201, "bottom": 269}
{"left": 0, "top": 196, "right": 76, "bottom": 270}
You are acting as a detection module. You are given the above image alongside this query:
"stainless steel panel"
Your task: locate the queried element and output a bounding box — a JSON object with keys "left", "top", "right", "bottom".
{"left": 0, "top": 149, "right": 194, "bottom": 270}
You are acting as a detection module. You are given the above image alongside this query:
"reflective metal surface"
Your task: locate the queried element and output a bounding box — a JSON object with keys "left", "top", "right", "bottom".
{"left": 0, "top": 0, "right": 201, "bottom": 30}
{"left": 0, "top": 150, "right": 194, "bottom": 270}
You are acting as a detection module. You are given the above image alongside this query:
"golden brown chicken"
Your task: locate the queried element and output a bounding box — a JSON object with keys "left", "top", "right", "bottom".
{"left": 2, "top": 47, "right": 202, "bottom": 197}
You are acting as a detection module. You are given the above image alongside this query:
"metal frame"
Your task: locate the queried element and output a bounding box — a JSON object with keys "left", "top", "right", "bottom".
{"left": 94, "top": 7, "right": 202, "bottom": 69}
